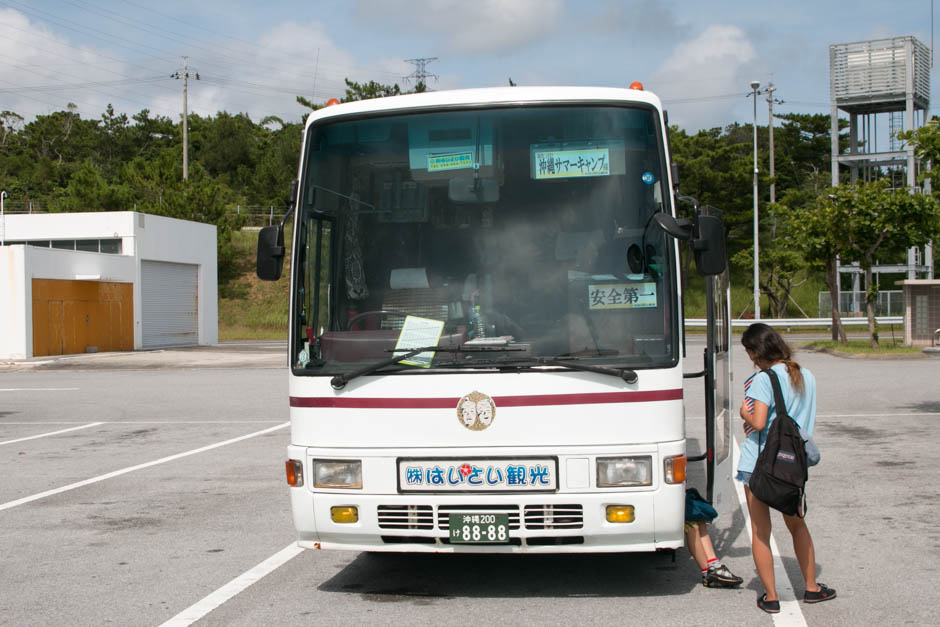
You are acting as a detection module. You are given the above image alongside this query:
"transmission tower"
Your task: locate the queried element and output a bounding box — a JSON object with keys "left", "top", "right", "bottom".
{"left": 403, "top": 57, "right": 438, "bottom": 89}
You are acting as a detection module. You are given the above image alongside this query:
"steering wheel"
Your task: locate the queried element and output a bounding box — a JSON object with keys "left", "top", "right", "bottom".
{"left": 346, "top": 310, "right": 409, "bottom": 330}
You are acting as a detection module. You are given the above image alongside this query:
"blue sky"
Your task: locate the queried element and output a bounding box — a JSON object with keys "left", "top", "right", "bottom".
{"left": 0, "top": 0, "right": 937, "bottom": 131}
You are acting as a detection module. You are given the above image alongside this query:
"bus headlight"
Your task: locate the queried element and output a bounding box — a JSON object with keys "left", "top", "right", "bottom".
{"left": 596, "top": 456, "right": 652, "bottom": 487}
{"left": 313, "top": 460, "right": 362, "bottom": 489}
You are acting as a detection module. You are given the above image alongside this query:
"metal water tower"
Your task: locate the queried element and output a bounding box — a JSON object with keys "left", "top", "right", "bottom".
{"left": 829, "top": 36, "right": 934, "bottom": 313}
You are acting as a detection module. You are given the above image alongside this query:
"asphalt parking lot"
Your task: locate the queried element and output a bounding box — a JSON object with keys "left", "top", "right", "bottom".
{"left": 1, "top": 339, "right": 938, "bottom": 625}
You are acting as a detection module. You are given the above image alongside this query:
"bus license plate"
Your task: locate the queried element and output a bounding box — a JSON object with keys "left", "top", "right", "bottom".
{"left": 448, "top": 513, "right": 510, "bottom": 544}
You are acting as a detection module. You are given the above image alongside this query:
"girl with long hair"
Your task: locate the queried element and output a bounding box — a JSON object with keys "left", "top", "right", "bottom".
{"left": 738, "top": 323, "right": 836, "bottom": 613}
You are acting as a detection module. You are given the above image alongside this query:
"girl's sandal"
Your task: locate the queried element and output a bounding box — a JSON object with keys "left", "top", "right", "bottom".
{"left": 804, "top": 583, "right": 837, "bottom": 603}
{"left": 758, "top": 594, "right": 780, "bottom": 613}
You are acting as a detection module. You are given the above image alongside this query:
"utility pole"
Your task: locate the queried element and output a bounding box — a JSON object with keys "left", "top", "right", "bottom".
{"left": 403, "top": 57, "right": 438, "bottom": 90}
{"left": 765, "top": 83, "right": 784, "bottom": 204}
{"left": 171, "top": 57, "right": 200, "bottom": 180}
{"left": 748, "top": 80, "right": 762, "bottom": 320}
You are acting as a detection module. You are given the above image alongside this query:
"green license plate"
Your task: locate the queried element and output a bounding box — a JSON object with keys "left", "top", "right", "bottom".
{"left": 448, "top": 513, "right": 510, "bottom": 544}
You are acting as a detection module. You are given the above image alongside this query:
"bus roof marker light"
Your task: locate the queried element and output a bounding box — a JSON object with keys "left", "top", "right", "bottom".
{"left": 628, "top": 81, "right": 644, "bottom": 90}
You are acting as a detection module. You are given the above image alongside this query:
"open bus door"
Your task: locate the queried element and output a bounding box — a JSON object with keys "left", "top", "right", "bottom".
{"left": 661, "top": 202, "right": 732, "bottom": 511}
{"left": 704, "top": 268, "right": 734, "bottom": 511}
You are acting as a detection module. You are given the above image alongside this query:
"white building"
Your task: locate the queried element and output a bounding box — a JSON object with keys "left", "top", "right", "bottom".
{"left": 1, "top": 211, "right": 218, "bottom": 359}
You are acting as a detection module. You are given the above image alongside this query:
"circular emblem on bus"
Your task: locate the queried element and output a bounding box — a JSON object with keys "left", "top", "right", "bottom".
{"left": 641, "top": 171, "right": 656, "bottom": 184}
{"left": 456, "top": 391, "right": 496, "bottom": 431}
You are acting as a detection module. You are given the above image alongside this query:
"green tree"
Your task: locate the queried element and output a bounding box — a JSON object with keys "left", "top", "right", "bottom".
{"left": 803, "top": 182, "right": 940, "bottom": 347}
{"left": 792, "top": 193, "right": 847, "bottom": 342}
{"left": 341, "top": 78, "right": 402, "bottom": 102}
{"left": 49, "top": 160, "right": 132, "bottom": 213}
{"left": 122, "top": 148, "right": 243, "bottom": 281}
{"left": 731, "top": 200, "right": 810, "bottom": 317}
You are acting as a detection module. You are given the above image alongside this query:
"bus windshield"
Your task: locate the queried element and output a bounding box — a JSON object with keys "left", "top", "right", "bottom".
{"left": 292, "top": 104, "right": 678, "bottom": 375}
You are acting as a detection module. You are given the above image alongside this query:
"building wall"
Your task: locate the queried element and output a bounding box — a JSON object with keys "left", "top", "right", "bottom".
{"left": 1, "top": 247, "right": 29, "bottom": 359}
{"left": 133, "top": 213, "right": 218, "bottom": 346}
{"left": 901, "top": 280, "right": 940, "bottom": 346}
{"left": 0, "top": 212, "right": 218, "bottom": 358}
{"left": 3, "top": 212, "right": 138, "bottom": 255}
{"left": 1, "top": 245, "right": 136, "bottom": 358}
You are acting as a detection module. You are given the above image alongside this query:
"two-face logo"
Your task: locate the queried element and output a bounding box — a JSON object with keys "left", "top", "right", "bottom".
{"left": 456, "top": 391, "right": 496, "bottom": 431}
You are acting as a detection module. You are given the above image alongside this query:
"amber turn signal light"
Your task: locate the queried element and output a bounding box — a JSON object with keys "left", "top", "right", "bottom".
{"left": 285, "top": 459, "right": 304, "bottom": 487}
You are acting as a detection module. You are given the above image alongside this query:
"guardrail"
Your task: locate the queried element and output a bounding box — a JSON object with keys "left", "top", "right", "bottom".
{"left": 685, "top": 316, "right": 902, "bottom": 329}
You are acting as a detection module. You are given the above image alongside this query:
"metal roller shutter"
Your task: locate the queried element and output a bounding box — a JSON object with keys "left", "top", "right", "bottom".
{"left": 141, "top": 260, "right": 198, "bottom": 348}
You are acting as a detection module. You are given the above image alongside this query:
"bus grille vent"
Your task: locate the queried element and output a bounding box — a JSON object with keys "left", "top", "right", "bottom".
{"left": 524, "top": 504, "right": 583, "bottom": 529}
{"left": 377, "top": 505, "right": 434, "bottom": 529}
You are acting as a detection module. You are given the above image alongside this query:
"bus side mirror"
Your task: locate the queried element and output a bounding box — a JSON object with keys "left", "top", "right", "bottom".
{"left": 257, "top": 225, "right": 285, "bottom": 281}
{"left": 692, "top": 211, "right": 726, "bottom": 276}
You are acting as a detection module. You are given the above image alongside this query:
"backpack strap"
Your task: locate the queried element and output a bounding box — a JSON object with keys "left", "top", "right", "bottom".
{"left": 756, "top": 368, "right": 790, "bottom": 455}
{"left": 763, "top": 367, "right": 797, "bottom": 424}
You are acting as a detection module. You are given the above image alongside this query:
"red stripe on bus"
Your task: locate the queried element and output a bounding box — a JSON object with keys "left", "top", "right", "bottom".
{"left": 289, "top": 388, "right": 682, "bottom": 409}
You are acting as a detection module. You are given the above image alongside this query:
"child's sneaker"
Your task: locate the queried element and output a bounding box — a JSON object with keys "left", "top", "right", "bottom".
{"left": 703, "top": 564, "right": 743, "bottom": 588}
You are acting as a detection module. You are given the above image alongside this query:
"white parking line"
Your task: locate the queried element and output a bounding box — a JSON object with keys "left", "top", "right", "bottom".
{"left": 2, "top": 421, "right": 284, "bottom": 425}
{"left": 0, "top": 388, "right": 80, "bottom": 392}
{"left": 0, "top": 422, "right": 104, "bottom": 446}
{"left": 732, "top": 438, "right": 807, "bottom": 626}
{"left": 159, "top": 543, "right": 304, "bottom": 626}
{"left": 0, "top": 422, "right": 289, "bottom": 512}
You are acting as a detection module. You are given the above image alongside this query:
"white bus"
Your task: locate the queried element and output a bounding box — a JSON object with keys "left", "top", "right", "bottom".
{"left": 258, "top": 86, "right": 733, "bottom": 553}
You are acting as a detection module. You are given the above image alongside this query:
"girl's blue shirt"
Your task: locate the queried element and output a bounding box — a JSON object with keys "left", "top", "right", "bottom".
{"left": 738, "top": 362, "right": 816, "bottom": 474}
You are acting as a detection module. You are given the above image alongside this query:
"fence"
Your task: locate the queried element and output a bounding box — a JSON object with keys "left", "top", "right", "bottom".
{"left": 817, "top": 290, "right": 904, "bottom": 317}
{"left": 230, "top": 206, "right": 289, "bottom": 228}
{"left": 685, "top": 316, "right": 902, "bottom": 329}
{"left": 0, "top": 200, "right": 45, "bottom": 213}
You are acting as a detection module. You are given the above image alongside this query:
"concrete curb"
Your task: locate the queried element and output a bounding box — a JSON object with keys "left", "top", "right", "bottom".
{"left": 798, "top": 344, "right": 931, "bottom": 360}
{"left": 0, "top": 342, "right": 286, "bottom": 371}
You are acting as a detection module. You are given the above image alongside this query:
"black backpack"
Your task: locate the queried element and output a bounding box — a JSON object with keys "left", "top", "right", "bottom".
{"left": 748, "top": 368, "right": 809, "bottom": 517}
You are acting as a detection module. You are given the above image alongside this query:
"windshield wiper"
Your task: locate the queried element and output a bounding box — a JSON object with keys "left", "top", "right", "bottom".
{"left": 435, "top": 355, "right": 638, "bottom": 384}
{"left": 537, "top": 357, "right": 638, "bottom": 384}
{"left": 329, "top": 345, "right": 527, "bottom": 389}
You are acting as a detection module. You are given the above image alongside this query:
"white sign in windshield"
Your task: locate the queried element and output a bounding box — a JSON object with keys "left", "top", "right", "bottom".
{"left": 588, "top": 282, "right": 657, "bottom": 309}
{"left": 533, "top": 147, "right": 610, "bottom": 179}
{"left": 394, "top": 315, "right": 445, "bottom": 367}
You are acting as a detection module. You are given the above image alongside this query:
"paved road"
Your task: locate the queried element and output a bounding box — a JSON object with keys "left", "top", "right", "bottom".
{"left": 1, "top": 340, "right": 937, "bottom": 625}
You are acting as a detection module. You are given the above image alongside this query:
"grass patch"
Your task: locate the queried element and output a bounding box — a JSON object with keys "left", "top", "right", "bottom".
{"left": 801, "top": 339, "right": 921, "bottom": 354}
{"left": 219, "top": 227, "right": 291, "bottom": 341}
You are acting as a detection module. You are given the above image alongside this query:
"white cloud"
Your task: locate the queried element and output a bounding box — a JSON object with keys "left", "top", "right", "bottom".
{"left": 651, "top": 24, "right": 757, "bottom": 130}
{"left": 0, "top": 9, "right": 411, "bottom": 124}
{"left": 353, "top": 0, "right": 563, "bottom": 53}
{"left": 590, "top": 0, "right": 687, "bottom": 42}
{"left": 0, "top": 9, "right": 138, "bottom": 120}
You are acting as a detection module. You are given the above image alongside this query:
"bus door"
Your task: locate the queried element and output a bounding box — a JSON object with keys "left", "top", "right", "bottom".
{"left": 704, "top": 267, "right": 734, "bottom": 511}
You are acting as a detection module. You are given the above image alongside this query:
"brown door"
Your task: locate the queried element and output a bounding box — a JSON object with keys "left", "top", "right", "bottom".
{"left": 32, "top": 279, "right": 133, "bottom": 356}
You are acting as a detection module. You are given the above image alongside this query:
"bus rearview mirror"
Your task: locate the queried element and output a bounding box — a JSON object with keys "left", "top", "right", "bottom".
{"left": 257, "top": 225, "right": 285, "bottom": 281}
{"left": 692, "top": 213, "right": 726, "bottom": 276}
